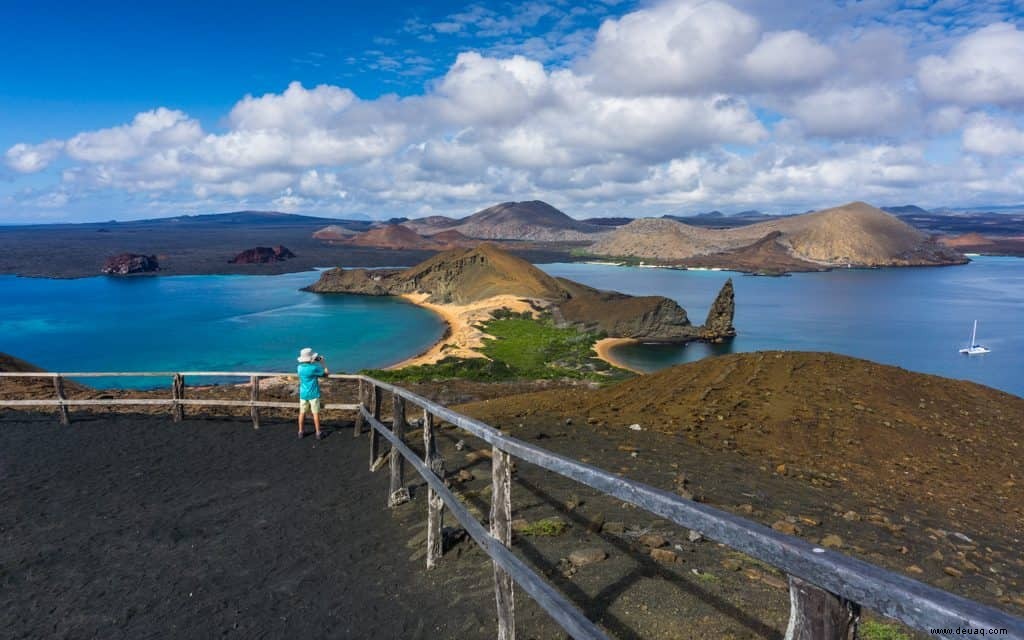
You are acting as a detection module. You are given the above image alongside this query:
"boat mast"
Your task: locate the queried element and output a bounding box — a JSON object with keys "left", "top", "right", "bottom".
{"left": 971, "top": 320, "right": 978, "bottom": 347}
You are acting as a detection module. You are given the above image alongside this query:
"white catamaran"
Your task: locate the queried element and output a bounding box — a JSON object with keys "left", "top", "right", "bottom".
{"left": 959, "top": 320, "right": 991, "bottom": 355}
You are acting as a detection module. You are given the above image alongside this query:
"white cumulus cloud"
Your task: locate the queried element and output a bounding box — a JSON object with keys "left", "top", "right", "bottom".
{"left": 65, "top": 108, "right": 202, "bottom": 163}
{"left": 962, "top": 113, "right": 1024, "bottom": 155}
{"left": 918, "top": 23, "right": 1024, "bottom": 106}
{"left": 5, "top": 140, "right": 64, "bottom": 173}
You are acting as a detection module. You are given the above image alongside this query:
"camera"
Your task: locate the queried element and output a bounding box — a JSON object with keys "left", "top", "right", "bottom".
{"left": 315, "top": 354, "right": 325, "bottom": 362}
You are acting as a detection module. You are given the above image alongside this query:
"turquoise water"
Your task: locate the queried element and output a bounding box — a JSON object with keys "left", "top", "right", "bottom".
{"left": 539, "top": 257, "right": 1024, "bottom": 397}
{"left": 0, "top": 271, "right": 445, "bottom": 388}
{"left": 2, "top": 258, "right": 1021, "bottom": 396}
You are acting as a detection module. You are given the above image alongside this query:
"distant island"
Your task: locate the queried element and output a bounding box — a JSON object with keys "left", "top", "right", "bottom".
{"left": 304, "top": 243, "right": 735, "bottom": 378}
{"left": 5, "top": 198, "right": 1024, "bottom": 279}
{"left": 588, "top": 201, "right": 967, "bottom": 274}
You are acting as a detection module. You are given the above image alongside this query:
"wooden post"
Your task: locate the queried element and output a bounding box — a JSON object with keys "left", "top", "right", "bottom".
{"left": 784, "top": 575, "right": 860, "bottom": 640}
{"left": 369, "top": 385, "right": 382, "bottom": 471}
{"left": 171, "top": 374, "right": 184, "bottom": 422}
{"left": 388, "top": 394, "right": 409, "bottom": 507}
{"left": 354, "top": 379, "right": 366, "bottom": 437}
{"left": 490, "top": 446, "right": 515, "bottom": 640}
{"left": 53, "top": 375, "right": 70, "bottom": 426}
{"left": 423, "top": 410, "right": 444, "bottom": 569}
{"left": 250, "top": 376, "right": 260, "bottom": 430}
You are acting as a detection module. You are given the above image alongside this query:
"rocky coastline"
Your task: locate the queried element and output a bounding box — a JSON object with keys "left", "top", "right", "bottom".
{"left": 305, "top": 244, "right": 735, "bottom": 369}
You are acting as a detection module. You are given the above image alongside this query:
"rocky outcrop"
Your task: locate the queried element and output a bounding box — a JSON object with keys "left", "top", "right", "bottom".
{"left": 102, "top": 253, "right": 159, "bottom": 275}
{"left": 304, "top": 267, "right": 402, "bottom": 296}
{"left": 229, "top": 245, "right": 296, "bottom": 264}
{"left": 307, "top": 244, "right": 736, "bottom": 344}
{"left": 700, "top": 279, "right": 736, "bottom": 342}
{"left": 556, "top": 279, "right": 696, "bottom": 341}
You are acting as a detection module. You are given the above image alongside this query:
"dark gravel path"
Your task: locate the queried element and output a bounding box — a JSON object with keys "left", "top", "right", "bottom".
{"left": 0, "top": 412, "right": 529, "bottom": 640}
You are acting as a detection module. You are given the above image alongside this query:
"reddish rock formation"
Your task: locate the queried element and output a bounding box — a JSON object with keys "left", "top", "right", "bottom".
{"left": 102, "top": 253, "right": 159, "bottom": 275}
{"left": 229, "top": 246, "right": 296, "bottom": 264}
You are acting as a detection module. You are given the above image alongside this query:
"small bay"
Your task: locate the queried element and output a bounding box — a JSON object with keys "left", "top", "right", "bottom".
{"left": 540, "top": 256, "right": 1024, "bottom": 397}
{"left": 0, "top": 270, "right": 445, "bottom": 388}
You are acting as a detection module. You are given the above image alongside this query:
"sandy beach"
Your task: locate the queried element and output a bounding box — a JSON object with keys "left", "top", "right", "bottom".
{"left": 387, "top": 293, "right": 544, "bottom": 368}
{"left": 594, "top": 337, "right": 644, "bottom": 374}
{"left": 389, "top": 296, "right": 648, "bottom": 373}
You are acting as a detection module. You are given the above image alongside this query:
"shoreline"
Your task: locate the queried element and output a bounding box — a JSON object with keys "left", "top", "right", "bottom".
{"left": 385, "top": 295, "right": 649, "bottom": 374}
{"left": 594, "top": 337, "right": 645, "bottom": 374}
{"left": 386, "top": 293, "right": 542, "bottom": 369}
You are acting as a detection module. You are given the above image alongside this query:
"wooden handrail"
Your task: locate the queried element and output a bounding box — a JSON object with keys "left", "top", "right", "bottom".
{"left": 1, "top": 369, "right": 1022, "bottom": 639}
{"left": 362, "top": 374, "right": 1024, "bottom": 639}
{"left": 361, "top": 407, "right": 608, "bottom": 640}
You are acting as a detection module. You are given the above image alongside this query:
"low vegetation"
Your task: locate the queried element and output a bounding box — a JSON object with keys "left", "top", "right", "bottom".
{"left": 859, "top": 620, "right": 911, "bottom": 640}
{"left": 517, "top": 518, "right": 569, "bottom": 537}
{"left": 366, "top": 310, "right": 632, "bottom": 383}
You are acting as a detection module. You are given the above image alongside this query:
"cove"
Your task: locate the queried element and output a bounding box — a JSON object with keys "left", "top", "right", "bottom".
{"left": 0, "top": 270, "right": 446, "bottom": 389}
{"left": 540, "top": 256, "right": 1024, "bottom": 398}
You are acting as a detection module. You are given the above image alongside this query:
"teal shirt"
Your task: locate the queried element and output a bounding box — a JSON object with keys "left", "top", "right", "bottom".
{"left": 297, "top": 362, "right": 325, "bottom": 400}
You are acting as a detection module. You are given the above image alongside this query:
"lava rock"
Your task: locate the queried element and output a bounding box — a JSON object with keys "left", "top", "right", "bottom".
{"left": 102, "top": 253, "right": 159, "bottom": 275}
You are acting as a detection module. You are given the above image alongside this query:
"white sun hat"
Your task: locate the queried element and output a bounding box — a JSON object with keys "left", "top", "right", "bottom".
{"left": 297, "top": 347, "right": 318, "bottom": 363}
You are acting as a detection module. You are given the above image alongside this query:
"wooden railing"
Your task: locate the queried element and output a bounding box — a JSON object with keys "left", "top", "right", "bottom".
{"left": 1, "top": 370, "right": 1022, "bottom": 640}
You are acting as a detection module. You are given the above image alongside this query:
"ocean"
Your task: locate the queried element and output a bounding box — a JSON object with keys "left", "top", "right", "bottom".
{"left": 1, "top": 257, "right": 1021, "bottom": 396}
{"left": 0, "top": 271, "right": 444, "bottom": 388}
{"left": 539, "top": 256, "right": 1024, "bottom": 397}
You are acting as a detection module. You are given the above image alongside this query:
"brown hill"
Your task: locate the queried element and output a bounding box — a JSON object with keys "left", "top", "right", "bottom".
{"left": 402, "top": 215, "right": 461, "bottom": 234}
{"left": 341, "top": 225, "right": 449, "bottom": 251}
{"left": 450, "top": 201, "right": 609, "bottom": 241}
{"left": 458, "top": 350, "right": 1024, "bottom": 541}
{"left": 0, "top": 353, "right": 90, "bottom": 399}
{"left": 678, "top": 231, "right": 824, "bottom": 274}
{"left": 590, "top": 201, "right": 967, "bottom": 270}
{"left": 768, "top": 201, "right": 960, "bottom": 265}
{"left": 939, "top": 232, "right": 995, "bottom": 247}
{"left": 308, "top": 243, "right": 564, "bottom": 304}
{"left": 312, "top": 225, "right": 356, "bottom": 241}
{"left": 396, "top": 243, "right": 566, "bottom": 304}
{"left": 429, "top": 229, "right": 477, "bottom": 247}
{"left": 306, "top": 244, "right": 733, "bottom": 342}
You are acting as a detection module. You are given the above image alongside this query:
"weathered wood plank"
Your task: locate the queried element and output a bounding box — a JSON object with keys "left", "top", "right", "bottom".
{"left": 491, "top": 446, "right": 515, "bottom": 640}
{"left": 388, "top": 394, "right": 409, "bottom": 507}
{"left": 360, "top": 407, "right": 608, "bottom": 640}
{"left": 354, "top": 379, "right": 366, "bottom": 437}
{"left": 249, "top": 376, "right": 260, "bottom": 430}
{"left": 364, "top": 375, "right": 1024, "bottom": 637}
{"left": 423, "top": 410, "right": 444, "bottom": 569}
{"left": 369, "top": 384, "right": 382, "bottom": 471}
{"left": 53, "top": 375, "right": 70, "bottom": 426}
{"left": 171, "top": 373, "right": 184, "bottom": 422}
{"left": 785, "top": 575, "right": 859, "bottom": 640}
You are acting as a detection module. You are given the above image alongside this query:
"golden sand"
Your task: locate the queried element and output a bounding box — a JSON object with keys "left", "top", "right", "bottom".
{"left": 594, "top": 337, "right": 644, "bottom": 374}
{"left": 387, "top": 293, "right": 542, "bottom": 369}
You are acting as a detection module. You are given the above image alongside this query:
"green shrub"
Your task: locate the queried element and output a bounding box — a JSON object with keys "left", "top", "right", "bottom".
{"left": 366, "top": 316, "right": 633, "bottom": 383}
{"left": 859, "top": 620, "right": 910, "bottom": 640}
{"left": 518, "top": 518, "right": 569, "bottom": 537}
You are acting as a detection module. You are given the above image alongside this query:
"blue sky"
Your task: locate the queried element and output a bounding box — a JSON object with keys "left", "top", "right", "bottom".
{"left": 3, "top": 0, "right": 1024, "bottom": 222}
